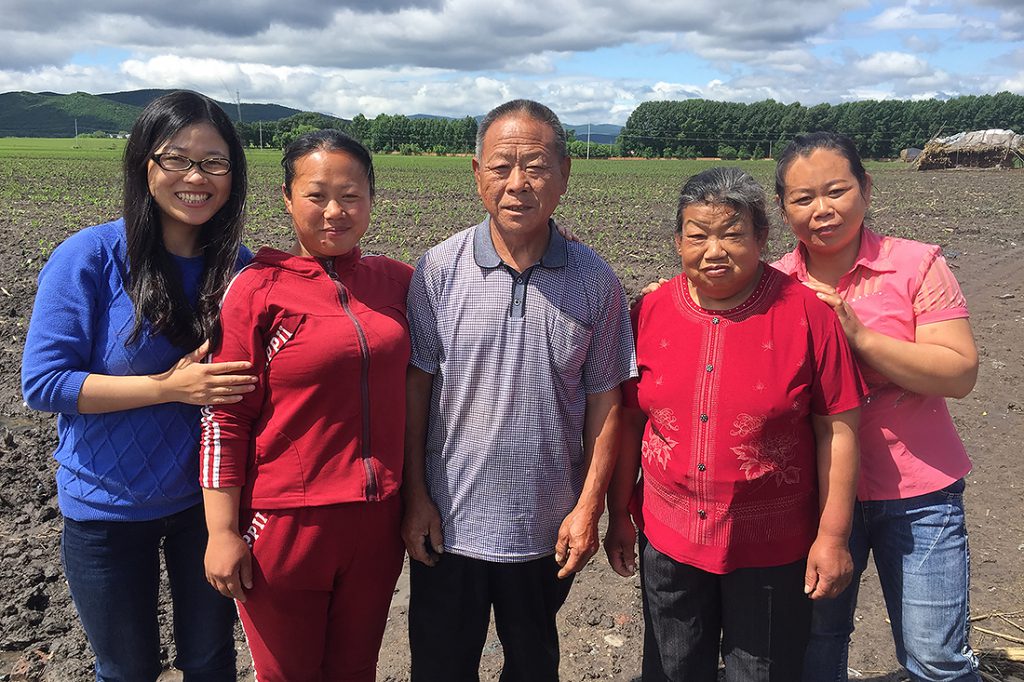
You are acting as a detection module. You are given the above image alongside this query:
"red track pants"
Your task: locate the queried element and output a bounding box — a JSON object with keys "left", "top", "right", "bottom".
{"left": 237, "top": 495, "right": 403, "bottom": 682}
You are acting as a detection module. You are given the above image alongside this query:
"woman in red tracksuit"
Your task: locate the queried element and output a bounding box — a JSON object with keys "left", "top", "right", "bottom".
{"left": 201, "top": 130, "right": 411, "bottom": 682}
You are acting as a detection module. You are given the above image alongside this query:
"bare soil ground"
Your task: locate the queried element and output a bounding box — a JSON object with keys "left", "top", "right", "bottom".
{"left": 0, "top": 161, "right": 1021, "bottom": 681}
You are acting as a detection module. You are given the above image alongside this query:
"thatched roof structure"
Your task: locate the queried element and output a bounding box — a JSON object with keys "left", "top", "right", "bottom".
{"left": 915, "top": 129, "right": 1024, "bottom": 170}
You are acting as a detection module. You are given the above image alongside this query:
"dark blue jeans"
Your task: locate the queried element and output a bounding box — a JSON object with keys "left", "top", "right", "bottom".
{"left": 61, "top": 503, "right": 237, "bottom": 682}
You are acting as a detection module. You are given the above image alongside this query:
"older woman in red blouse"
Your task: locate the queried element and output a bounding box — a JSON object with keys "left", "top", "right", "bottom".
{"left": 605, "top": 167, "right": 865, "bottom": 682}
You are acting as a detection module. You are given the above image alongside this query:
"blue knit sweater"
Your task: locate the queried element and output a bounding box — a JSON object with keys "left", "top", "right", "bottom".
{"left": 22, "top": 219, "right": 251, "bottom": 522}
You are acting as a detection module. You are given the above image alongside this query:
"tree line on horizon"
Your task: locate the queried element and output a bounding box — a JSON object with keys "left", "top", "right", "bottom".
{"left": 619, "top": 91, "right": 1024, "bottom": 160}
{"left": 231, "top": 92, "right": 1023, "bottom": 160}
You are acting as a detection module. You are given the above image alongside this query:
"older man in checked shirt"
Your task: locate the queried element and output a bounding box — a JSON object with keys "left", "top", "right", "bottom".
{"left": 401, "top": 99, "right": 636, "bottom": 681}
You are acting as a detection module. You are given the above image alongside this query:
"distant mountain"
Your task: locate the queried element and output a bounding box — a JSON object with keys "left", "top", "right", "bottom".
{"left": 564, "top": 123, "right": 622, "bottom": 145}
{"left": 99, "top": 90, "right": 304, "bottom": 124}
{"left": 0, "top": 91, "right": 139, "bottom": 137}
{"left": 0, "top": 89, "right": 311, "bottom": 138}
{"left": 0, "top": 91, "right": 624, "bottom": 141}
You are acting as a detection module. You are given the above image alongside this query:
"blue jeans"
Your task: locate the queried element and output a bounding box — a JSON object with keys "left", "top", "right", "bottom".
{"left": 61, "top": 503, "right": 237, "bottom": 682}
{"left": 803, "top": 479, "right": 979, "bottom": 682}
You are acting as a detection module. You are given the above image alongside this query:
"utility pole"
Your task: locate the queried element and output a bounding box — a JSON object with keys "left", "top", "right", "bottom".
{"left": 235, "top": 90, "right": 242, "bottom": 123}
{"left": 74, "top": 118, "right": 78, "bottom": 138}
{"left": 586, "top": 123, "right": 591, "bottom": 160}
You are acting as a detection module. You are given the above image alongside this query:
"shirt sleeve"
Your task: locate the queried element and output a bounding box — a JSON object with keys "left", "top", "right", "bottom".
{"left": 809, "top": 305, "right": 867, "bottom": 416}
{"left": 913, "top": 249, "right": 969, "bottom": 325}
{"left": 21, "top": 231, "right": 102, "bottom": 414}
{"left": 199, "top": 273, "right": 268, "bottom": 489}
{"left": 620, "top": 299, "right": 644, "bottom": 409}
{"left": 406, "top": 255, "right": 442, "bottom": 375}
{"left": 582, "top": 262, "right": 639, "bottom": 394}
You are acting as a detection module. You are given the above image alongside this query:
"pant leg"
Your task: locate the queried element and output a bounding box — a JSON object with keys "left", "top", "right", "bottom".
{"left": 803, "top": 501, "right": 872, "bottom": 682}
{"left": 61, "top": 516, "right": 163, "bottom": 682}
{"left": 161, "top": 504, "right": 237, "bottom": 682}
{"left": 720, "top": 559, "right": 812, "bottom": 682}
{"left": 323, "top": 496, "right": 405, "bottom": 682}
{"left": 870, "top": 480, "right": 979, "bottom": 682}
{"left": 490, "top": 556, "right": 574, "bottom": 682}
{"left": 409, "top": 552, "right": 493, "bottom": 682}
{"left": 639, "top": 536, "right": 722, "bottom": 682}
{"left": 236, "top": 508, "right": 333, "bottom": 682}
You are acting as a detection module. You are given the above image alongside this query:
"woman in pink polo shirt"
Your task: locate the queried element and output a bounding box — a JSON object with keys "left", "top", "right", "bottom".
{"left": 773, "top": 132, "right": 980, "bottom": 682}
{"left": 606, "top": 166, "right": 865, "bottom": 682}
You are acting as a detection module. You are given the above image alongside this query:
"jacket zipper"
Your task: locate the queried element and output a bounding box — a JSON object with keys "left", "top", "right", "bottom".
{"left": 323, "top": 260, "right": 379, "bottom": 501}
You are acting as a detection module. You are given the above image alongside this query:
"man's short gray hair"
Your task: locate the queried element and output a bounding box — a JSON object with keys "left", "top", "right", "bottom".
{"left": 675, "top": 167, "right": 770, "bottom": 241}
{"left": 475, "top": 99, "right": 568, "bottom": 160}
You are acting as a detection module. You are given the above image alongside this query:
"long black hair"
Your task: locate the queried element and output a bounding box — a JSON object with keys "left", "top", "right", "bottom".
{"left": 122, "top": 90, "right": 247, "bottom": 350}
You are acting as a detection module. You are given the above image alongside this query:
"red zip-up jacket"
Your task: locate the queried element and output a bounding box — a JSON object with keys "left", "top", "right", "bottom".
{"left": 200, "top": 246, "right": 412, "bottom": 510}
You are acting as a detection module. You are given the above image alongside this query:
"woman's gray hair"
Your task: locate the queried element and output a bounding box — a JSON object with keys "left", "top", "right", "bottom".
{"left": 675, "top": 166, "right": 770, "bottom": 241}
{"left": 475, "top": 99, "right": 568, "bottom": 160}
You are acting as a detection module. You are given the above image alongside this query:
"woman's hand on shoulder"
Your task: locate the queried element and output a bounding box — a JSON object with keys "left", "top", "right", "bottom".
{"left": 803, "top": 281, "right": 868, "bottom": 347}
{"left": 157, "top": 340, "right": 257, "bottom": 406}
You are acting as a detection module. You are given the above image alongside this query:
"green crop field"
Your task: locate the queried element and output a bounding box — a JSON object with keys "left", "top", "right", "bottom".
{"left": 0, "top": 137, "right": 923, "bottom": 295}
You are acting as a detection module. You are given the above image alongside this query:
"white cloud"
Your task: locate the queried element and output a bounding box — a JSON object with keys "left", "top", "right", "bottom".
{"left": 854, "top": 52, "right": 931, "bottom": 79}
{"left": 868, "top": 6, "right": 961, "bottom": 30}
{"left": 0, "top": 0, "right": 1021, "bottom": 124}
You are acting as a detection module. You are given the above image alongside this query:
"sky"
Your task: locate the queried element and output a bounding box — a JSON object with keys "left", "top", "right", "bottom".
{"left": 1, "top": 0, "right": 1022, "bottom": 126}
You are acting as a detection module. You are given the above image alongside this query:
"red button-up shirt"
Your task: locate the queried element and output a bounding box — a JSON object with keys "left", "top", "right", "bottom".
{"left": 624, "top": 265, "right": 865, "bottom": 573}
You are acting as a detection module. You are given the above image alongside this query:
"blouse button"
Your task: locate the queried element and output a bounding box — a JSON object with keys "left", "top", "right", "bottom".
{"left": 711, "top": 317, "right": 720, "bottom": 325}
{"left": 699, "top": 414, "right": 708, "bottom": 423}
{"left": 697, "top": 509, "right": 707, "bottom": 519}
{"left": 697, "top": 463, "right": 706, "bottom": 472}
{"left": 705, "top": 364, "right": 713, "bottom": 372}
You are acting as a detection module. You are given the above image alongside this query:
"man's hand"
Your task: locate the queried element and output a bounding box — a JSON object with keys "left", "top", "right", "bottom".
{"left": 554, "top": 503, "right": 602, "bottom": 578}
{"left": 401, "top": 490, "right": 444, "bottom": 566}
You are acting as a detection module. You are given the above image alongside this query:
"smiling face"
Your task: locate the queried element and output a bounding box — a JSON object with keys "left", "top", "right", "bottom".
{"left": 780, "top": 147, "right": 872, "bottom": 261}
{"left": 676, "top": 202, "right": 766, "bottom": 310}
{"left": 472, "top": 114, "right": 570, "bottom": 239}
{"left": 283, "top": 149, "right": 372, "bottom": 259}
{"left": 146, "top": 122, "right": 232, "bottom": 237}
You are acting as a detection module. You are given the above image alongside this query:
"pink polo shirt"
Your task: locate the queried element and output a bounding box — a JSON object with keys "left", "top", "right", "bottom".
{"left": 773, "top": 227, "right": 972, "bottom": 501}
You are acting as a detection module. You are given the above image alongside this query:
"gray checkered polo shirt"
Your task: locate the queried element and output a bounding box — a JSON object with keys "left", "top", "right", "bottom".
{"left": 407, "top": 218, "right": 637, "bottom": 562}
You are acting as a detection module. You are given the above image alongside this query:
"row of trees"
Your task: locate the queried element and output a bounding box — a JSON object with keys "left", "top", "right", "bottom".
{"left": 232, "top": 92, "right": 1023, "bottom": 160}
{"left": 234, "top": 112, "right": 478, "bottom": 155}
{"left": 619, "top": 92, "right": 1024, "bottom": 159}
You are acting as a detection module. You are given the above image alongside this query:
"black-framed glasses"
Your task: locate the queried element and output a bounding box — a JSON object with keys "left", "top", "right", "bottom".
{"left": 151, "top": 153, "right": 232, "bottom": 176}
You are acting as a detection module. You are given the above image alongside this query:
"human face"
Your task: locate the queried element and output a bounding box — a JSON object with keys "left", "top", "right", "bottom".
{"left": 147, "top": 122, "right": 232, "bottom": 237}
{"left": 283, "top": 149, "right": 372, "bottom": 259}
{"left": 472, "top": 114, "right": 570, "bottom": 238}
{"left": 780, "top": 148, "right": 872, "bottom": 260}
{"left": 675, "top": 203, "right": 766, "bottom": 311}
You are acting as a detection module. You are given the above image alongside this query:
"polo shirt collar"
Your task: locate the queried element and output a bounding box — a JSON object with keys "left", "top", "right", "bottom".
{"left": 473, "top": 217, "right": 568, "bottom": 269}
{"left": 791, "top": 224, "right": 896, "bottom": 278}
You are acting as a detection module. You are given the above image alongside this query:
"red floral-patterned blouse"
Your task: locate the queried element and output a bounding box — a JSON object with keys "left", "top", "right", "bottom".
{"left": 623, "top": 265, "right": 865, "bottom": 574}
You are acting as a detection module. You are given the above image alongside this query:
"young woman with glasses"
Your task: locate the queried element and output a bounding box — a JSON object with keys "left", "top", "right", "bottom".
{"left": 22, "top": 90, "right": 254, "bottom": 681}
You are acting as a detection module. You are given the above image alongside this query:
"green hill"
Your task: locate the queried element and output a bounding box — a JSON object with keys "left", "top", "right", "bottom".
{"left": 0, "top": 91, "right": 139, "bottom": 137}
{"left": 98, "top": 89, "right": 304, "bottom": 124}
{"left": 0, "top": 89, "right": 310, "bottom": 138}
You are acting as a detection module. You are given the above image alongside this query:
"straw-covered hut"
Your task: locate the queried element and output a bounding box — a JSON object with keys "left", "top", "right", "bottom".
{"left": 915, "top": 129, "right": 1024, "bottom": 170}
